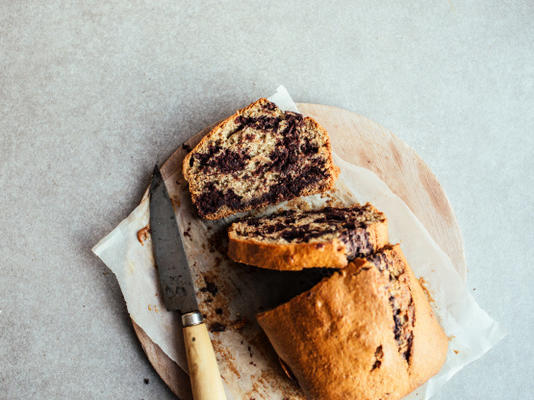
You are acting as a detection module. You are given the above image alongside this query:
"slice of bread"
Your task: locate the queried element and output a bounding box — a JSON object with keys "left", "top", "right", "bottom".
{"left": 183, "top": 98, "right": 339, "bottom": 219}
{"left": 257, "top": 244, "right": 448, "bottom": 400}
{"left": 227, "top": 203, "right": 388, "bottom": 270}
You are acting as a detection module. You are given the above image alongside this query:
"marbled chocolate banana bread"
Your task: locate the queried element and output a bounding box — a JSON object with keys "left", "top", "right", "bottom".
{"left": 183, "top": 98, "right": 339, "bottom": 219}
{"left": 257, "top": 244, "right": 448, "bottom": 400}
{"left": 227, "top": 203, "right": 388, "bottom": 270}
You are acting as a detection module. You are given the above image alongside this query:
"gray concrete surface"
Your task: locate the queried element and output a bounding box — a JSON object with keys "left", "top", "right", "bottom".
{"left": 1, "top": 1, "right": 533, "bottom": 399}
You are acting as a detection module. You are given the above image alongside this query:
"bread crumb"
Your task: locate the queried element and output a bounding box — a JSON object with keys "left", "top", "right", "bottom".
{"left": 171, "top": 197, "right": 181, "bottom": 209}
{"left": 136, "top": 225, "right": 150, "bottom": 245}
{"left": 418, "top": 277, "right": 435, "bottom": 303}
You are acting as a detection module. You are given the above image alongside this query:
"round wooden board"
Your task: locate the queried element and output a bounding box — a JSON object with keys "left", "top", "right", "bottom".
{"left": 134, "top": 103, "right": 466, "bottom": 400}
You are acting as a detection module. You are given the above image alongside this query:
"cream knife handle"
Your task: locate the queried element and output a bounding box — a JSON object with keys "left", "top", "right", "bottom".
{"left": 182, "top": 312, "right": 227, "bottom": 400}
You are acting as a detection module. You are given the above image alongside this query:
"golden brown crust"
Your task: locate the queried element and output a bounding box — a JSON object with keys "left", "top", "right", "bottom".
{"left": 182, "top": 98, "right": 339, "bottom": 220}
{"left": 227, "top": 214, "right": 388, "bottom": 270}
{"left": 257, "top": 244, "right": 448, "bottom": 399}
{"left": 228, "top": 235, "right": 348, "bottom": 270}
{"left": 398, "top": 249, "right": 449, "bottom": 387}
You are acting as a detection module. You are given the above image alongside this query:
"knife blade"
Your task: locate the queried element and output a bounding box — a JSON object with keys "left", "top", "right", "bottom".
{"left": 150, "top": 165, "right": 226, "bottom": 400}
{"left": 149, "top": 165, "right": 198, "bottom": 314}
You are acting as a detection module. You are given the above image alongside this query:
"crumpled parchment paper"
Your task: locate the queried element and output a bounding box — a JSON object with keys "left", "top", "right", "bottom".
{"left": 93, "top": 86, "right": 505, "bottom": 399}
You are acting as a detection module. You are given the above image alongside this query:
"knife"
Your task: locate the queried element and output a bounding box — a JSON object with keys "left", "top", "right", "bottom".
{"left": 150, "top": 166, "right": 227, "bottom": 400}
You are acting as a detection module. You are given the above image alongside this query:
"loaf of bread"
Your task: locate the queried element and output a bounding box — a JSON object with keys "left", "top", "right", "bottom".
{"left": 183, "top": 98, "right": 339, "bottom": 219}
{"left": 227, "top": 203, "right": 388, "bottom": 270}
{"left": 257, "top": 244, "right": 448, "bottom": 400}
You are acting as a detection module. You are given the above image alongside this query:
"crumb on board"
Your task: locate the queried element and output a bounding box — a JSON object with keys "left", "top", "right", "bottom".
{"left": 136, "top": 225, "right": 150, "bottom": 245}
{"left": 454, "top": 350, "right": 460, "bottom": 354}
{"left": 181, "top": 142, "right": 192, "bottom": 152}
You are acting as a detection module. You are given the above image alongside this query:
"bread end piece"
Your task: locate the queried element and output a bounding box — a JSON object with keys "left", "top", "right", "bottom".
{"left": 257, "top": 244, "right": 448, "bottom": 399}
{"left": 182, "top": 98, "right": 339, "bottom": 220}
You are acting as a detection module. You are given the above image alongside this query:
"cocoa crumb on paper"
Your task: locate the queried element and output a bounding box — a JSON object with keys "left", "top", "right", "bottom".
{"left": 209, "top": 322, "right": 227, "bottom": 332}
{"left": 200, "top": 278, "right": 218, "bottom": 296}
{"left": 183, "top": 224, "right": 192, "bottom": 239}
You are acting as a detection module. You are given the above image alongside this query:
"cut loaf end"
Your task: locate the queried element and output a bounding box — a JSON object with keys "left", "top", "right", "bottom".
{"left": 183, "top": 98, "right": 339, "bottom": 219}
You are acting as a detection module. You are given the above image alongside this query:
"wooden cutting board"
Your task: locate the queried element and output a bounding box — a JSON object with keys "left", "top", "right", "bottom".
{"left": 132, "top": 103, "right": 466, "bottom": 400}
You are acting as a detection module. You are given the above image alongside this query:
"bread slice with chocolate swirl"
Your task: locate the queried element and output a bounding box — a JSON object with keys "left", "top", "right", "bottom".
{"left": 182, "top": 98, "right": 339, "bottom": 219}
{"left": 257, "top": 244, "right": 448, "bottom": 400}
{"left": 227, "top": 203, "right": 388, "bottom": 270}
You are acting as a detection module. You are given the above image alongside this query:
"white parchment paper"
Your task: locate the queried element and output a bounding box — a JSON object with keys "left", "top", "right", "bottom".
{"left": 92, "top": 86, "right": 505, "bottom": 399}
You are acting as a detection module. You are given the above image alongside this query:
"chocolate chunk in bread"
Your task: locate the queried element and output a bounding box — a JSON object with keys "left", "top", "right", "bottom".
{"left": 257, "top": 244, "right": 448, "bottom": 400}
{"left": 227, "top": 203, "right": 388, "bottom": 270}
{"left": 182, "top": 98, "right": 339, "bottom": 219}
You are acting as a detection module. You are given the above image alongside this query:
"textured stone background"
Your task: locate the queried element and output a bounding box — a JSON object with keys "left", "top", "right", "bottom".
{"left": 1, "top": 1, "right": 532, "bottom": 399}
